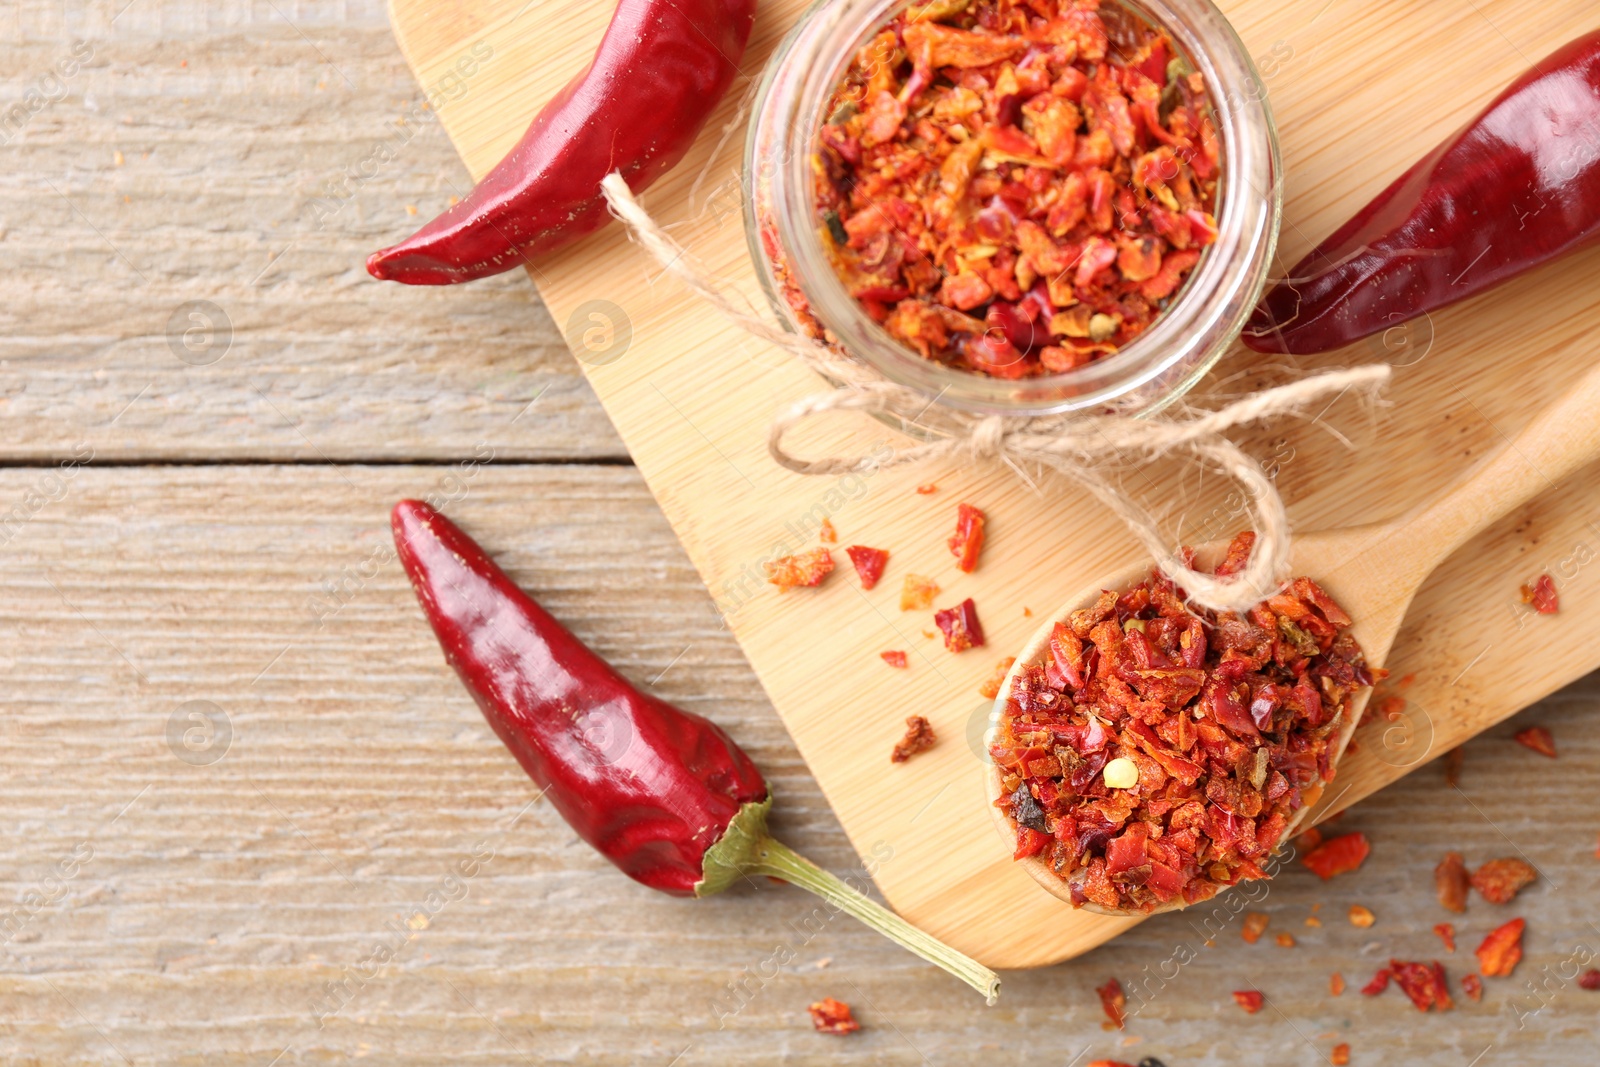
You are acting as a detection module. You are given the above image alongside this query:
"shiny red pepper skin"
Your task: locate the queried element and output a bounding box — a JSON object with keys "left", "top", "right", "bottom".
{"left": 1245, "top": 31, "right": 1600, "bottom": 354}
{"left": 367, "top": 0, "right": 757, "bottom": 285}
{"left": 391, "top": 500, "right": 768, "bottom": 895}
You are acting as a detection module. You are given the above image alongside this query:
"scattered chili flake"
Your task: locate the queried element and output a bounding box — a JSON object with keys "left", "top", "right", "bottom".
{"left": 845, "top": 545, "right": 889, "bottom": 589}
{"left": 1330, "top": 972, "right": 1345, "bottom": 997}
{"left": 1231, "top": 990, "right": 1264, "bottom": 1014}
{"left": 979, "top": 656, "right": 1017, "bottom": 699}
{"left": 1275, "top": 933, "right": 1296, "bottom": 948}
{"left": 892, "top": 716, "right": 938, "bottom": 764}
{"left": 1305, "top": 914, "right": 1323, "bottom": 928}
{"left": 1443, "top": 745, "right": 1463, "bottom": 788}
{"left": 1347, "top": 905, "right": 1375, "bottom": 928}
{"left": 1475, "top": 918, "right": 1525, "bottom": 978}
{"left": 1470, "top": 857, "right": 1537, "bottom": 905}
{"left": 990, "top": 532, "right": 1375, "bottom": 912}
{"left": 1435, "top": 852, "right": 1469, "bottom": 914}
{"left": 1331, "top": 1044, "right": 1350, "bottom": 1066}
{"left": 818, "top": 518, "right": 838, "bottom": 544}
{"left": 881, "top": 650, "right": 909, "bottom": 669}
{"left": 1097, "top": 977, "right": 1127, "bottom": 1030}
{"left": 1241, "top": 912, "right": 1269, "bottom": 944}
{"left": 1512, "top": 725, "right": 1556, "bottom": 758}
{"left": 808, "top": 997, "right": 860, "bottom": 1034}
{"left": 765, "top": 548, "right": 834, "bottom": 592}
{"left": 1461, "top": 973, "right": 1483, "bottom": 1001}
{"left": 1433, "top": 923, "right": 1456, "bottom": 953}
{"left": 916, "top": 484, "right": 938, "bottom": 495}
{"left": 900, "top": 573, "right": 940, "bottom": 611}
{"left": 1519, "top": 573, "right": 1559, "bottom": 614}
{"left": 1359, "top": 967, "right": 1391, "bottom": 996}
{"left": 1303, "top": 833, "right": 1372, "bottom": 881}
{"left": 1389, "top": 960, "right": 1453, "bottom": 1012}
{"left": 810, "top": 0, "right": 1222, "bottom": 379}
{"left": 1578, "top": 969, "right": 1600, "bottom": 990}
{"left": 934, "top": 597, "right": 986, "bottom": 652}
{"left": 949, "top": 503, "right": 986, "bottom": 573}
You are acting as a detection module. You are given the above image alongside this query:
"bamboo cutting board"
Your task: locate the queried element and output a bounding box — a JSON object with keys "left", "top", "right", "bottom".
{"left": 386, "top": 0, "right": 1600, "bottom": 968}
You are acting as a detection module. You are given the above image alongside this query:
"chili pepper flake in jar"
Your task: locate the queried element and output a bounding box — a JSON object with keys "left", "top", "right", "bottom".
{"left": 811, "top": 0, "right": 1221, "bottom": 380}
{"left": 990, "top": 531, "right": 1377, "bottom": 913}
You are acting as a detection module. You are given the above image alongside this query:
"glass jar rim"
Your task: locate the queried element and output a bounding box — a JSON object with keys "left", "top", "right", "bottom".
{"left": 746, "top": 0, "right": 1282, "bottom": 417}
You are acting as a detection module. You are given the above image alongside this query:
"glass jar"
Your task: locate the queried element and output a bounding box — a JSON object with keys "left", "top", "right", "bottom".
{"left": 744, "top": 0, "right": 1281, "bottom": 417}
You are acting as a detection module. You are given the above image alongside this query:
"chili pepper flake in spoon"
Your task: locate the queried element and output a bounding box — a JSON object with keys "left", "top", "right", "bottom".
{"left": 391, "top": 500, "right": 999, "bottom": 1002}
{"left": 988, "top": 531, "right": 1377, "bottom": 913}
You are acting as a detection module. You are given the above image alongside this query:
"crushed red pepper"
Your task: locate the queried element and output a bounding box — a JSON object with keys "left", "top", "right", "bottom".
{"left": 1520, "top": 573, "right": 1559, "bottom": 614}
{"left": 1331, "top": 1044, "right": 1350, "bottom": 1066}
{"left": 1302, "top": 832, "right": 1371, "bottom": 881}
{"left": 1364, "top": 961, "right": 1452, "bottom": 1012}
{"left": 819, "top": 518, "right": 839, "bottom": 544}
{"left": 1433, "top": 922, "right": 1456, "bottom": 953}
{"left": 846, "top": 545, "right": 890, "bottom": 589}
{"left": 1513, "top": 725, "right": 1557, "bottom": 758}
{"left": 766, "top": 548, "right": 834, "bottom": 592}
{"left": 935, "top": 597, "right": 987, "bottom": 651}
{"left": 1461, "top": 973, "right": 1483, "bottom": 1001}
{"left": 1579, "top": 968, "right": 1600, "bottom": 990}
{"left": 901, "top": 573, "right": 941, "bottom": 611}
{"left": 881, "top": 650, "right": 909, "bottom": 668}
{"left": 949, "top": 503, "right": 987, "bottom": 572}
{"left": 1435, "top": 852, "right": 1469, "bottom": 913}
{"left": 811, "top": 0, "right": 1221, "bottom": 379}
{"left": 1240, "top": 911, "right": 1269, "bottom": 944}
{"left": 892, "top": 715, "right": 939, "bottom": 763}
{"left": 980, "top": 656, "right": 1017, "bottom": 699}
{"left": 1329, "top": 972, "right": 1345, "bottom": 996}
{"left": 1476, "top": 918, "right": 1525, "bottom": 977}
{"left": 1470, "top": 857, "right": 1537, "bottom": 904}
{"left": 808, "top": 997, "right": 860, "bottom": 1034}
{"left": 1231, "top": 990, "right": 1264, "bottom": 1014}
{"left": 990, "top": 531, "right": 1375, "bottom": 912}
{"left": 1097, "top": 977, "right": 1127, "bottom": 1030}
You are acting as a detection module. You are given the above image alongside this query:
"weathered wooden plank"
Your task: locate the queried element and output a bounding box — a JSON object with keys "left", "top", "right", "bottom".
{"left": 0, "top": 465, "right": 1594, "bottom": 1064}
{"left": 0, "top": 0, "right": 623, "bottom": 462}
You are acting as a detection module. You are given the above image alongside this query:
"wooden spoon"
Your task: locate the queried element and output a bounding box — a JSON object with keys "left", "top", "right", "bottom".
{"left": 988, "top": 364, "right": 1600, "bottom": 915}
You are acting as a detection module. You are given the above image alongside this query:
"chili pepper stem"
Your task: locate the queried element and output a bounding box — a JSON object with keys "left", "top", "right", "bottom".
{"left": 750, "top": 835, "right": 1001, "bottom": 1005}
{"left": 698, "top": 797, "right": 999, "bottom": 1003}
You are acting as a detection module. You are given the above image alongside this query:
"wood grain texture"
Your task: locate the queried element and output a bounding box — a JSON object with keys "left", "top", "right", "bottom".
{"left": 0, "top": 0, "right": 624, "bottom": 461}
{"left": 390, "top": 0, "right": 1600, "bottom": 968}
{"left": 0, "top": 466, "right": 1596, "bottom": 1066}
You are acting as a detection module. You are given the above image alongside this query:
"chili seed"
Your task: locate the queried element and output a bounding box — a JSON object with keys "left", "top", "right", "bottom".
{"left": 1348, "top": 905, "right": 1375, "bottom": 928}
{"left": 1103, "top": 757, "right": 1139, "bottom": 790}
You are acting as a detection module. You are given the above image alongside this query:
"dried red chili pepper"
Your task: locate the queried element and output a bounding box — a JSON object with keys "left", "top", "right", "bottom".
{"left": 1244, "top": 30, "right": 1600, "bottom": 353}
{"left": 901, "top": 574, "right": 940, "bottom": 611}
{"left": 1231, "top": 990, "right": 1264, "bottom": 1014}
{"left": 1433, "top": 923, "right": 1456, "bottom": 953}
{"left": 1513, "top": 725, "right": 1557, "bottom": 758}
{"left": 1520, "top": 574, "right": 1560, "bottom": 614}
{"left": 391, "top": 500, "right": 999, "bottom": 1001}
{"left": 892, "top": 716, "right": 938, "bottom": 763}
{"left": 949, "top": 504, "right": 987, "bottom": 573}
{"left": 1329, "top": 972, "right": 1345, "bottom": 997}
{"left": 991, "top": 532, "right": 1374, "bottom": 912}
{"left": 1461, "top": 973, "right": 1483, "bottom": 1001}
{"left": 1359, "top": 967, "right": 1391, "bottom": 997}
{"left": 881, "top": 650, "right": 909, "bottom": 669}
{"left": 808, "top": 997, "right": 860, "bottom": 1034}
{"left": 1303, "top": 833, "right": 1371, "bottom": 881}
{"left": 1331, "top": 1044, "right": 1350, "bottom": 1067}
{"left": 1470, "top": 857, "right": 1537, "bottom": 905}
{"left": 1435, "top": 852, "right": 1469, "bottom": 913}
{"left": 818, "top": 519, "right": 839, "bottom": 545}
{"left": 979, "top": 657, "right": 1017, "bottom": 700}
{"left": 1579, "top": 969, "right": 1600, "bottom": 991}
{"left": 1274, "top": 933, "right": 1296, "bottom": 948}
{"left": 765, "top": 548, "right": 835, "bottom": 592}
{"left": 934, "top": 598, "right": 986, "bottom": 652}
{"left": 1347, "top": 904, "right": 1375, "bottom": 928}
{"left": 1389, "top": 960, "right": 1453, "bottom": 1012}
{"left": 846, "top": 545, "right": 889, "bottom": 590}
{"left": 1097, "top": 977, "right": 1127, "bottom": 1030}
{"left": 810, "top": 0, "right": 1220, "bottom": 378}
{"left": 1241, "top": 912, "right": 1269, "bottom": 944}
{"left": 1476, "top": 918, "right": 1525, "bottom": 978}
{"left": 367, "top": 0, "right": 757, "bottom": 284}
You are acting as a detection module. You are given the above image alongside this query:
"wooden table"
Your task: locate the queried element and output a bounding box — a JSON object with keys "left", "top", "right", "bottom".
{"left": 2, "top": 0, "right": 1596, "bottom": 1063}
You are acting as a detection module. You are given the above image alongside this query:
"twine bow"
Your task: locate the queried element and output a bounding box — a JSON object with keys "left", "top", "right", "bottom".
{"left": 601, "top": 174, "right": 1390, "bottom": 613}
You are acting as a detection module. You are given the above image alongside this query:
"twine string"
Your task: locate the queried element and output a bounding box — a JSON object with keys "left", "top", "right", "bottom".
{"left": 600, "top": 173, "right": 1390, "bottom": 613}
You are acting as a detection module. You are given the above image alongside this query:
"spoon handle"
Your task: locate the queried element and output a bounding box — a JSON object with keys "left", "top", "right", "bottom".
{"left": 1403, "top": 361, "right": 1600, "bottom": 573}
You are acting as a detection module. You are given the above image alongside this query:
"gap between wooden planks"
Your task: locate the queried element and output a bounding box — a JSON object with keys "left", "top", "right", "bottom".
{"left": 387, "top": 0, "right": 1600, "bottom": 967}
